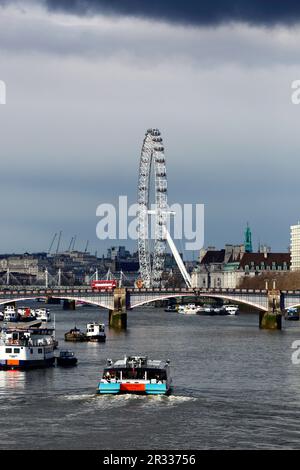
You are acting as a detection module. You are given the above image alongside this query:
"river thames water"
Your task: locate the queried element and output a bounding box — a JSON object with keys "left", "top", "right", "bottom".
{"left": 1, "top": 303, "right": 300, "bottom": 450}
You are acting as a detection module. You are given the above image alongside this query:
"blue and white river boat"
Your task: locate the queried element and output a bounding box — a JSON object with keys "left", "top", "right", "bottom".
{"left": 97, "top": 356, "right": 172, "bottom": 395}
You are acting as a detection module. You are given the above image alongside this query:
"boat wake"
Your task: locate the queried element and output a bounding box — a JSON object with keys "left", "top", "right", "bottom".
{"left": 94, "top": 393, "right": 197, "bottom": 409}
{"left": 161, "top": 395, "right": 197, "bottom": 405}
{"left": 60, "top": 393, "right": 95, "bottom": 401}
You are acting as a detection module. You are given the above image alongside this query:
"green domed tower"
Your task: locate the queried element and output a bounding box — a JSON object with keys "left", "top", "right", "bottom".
{"left": 244, "top": 223, "right": 253, "bottom": 253}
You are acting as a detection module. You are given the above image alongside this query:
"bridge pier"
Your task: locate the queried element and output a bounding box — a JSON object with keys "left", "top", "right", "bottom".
{"left": 109, "top": 288, "right": 128, "bottom": 329}
{"left": 63, "top": 300, "right": 76, "bottom": 311}
{"left": 259, "top": 290, "right": 282, "bottom": 330}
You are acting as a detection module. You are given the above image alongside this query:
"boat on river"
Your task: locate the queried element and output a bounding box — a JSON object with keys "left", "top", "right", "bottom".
{"left": 56, "top": 350, "right": 77, "bottom": 367}
{"left": 18, "top": 307, "right": 36, "bottom": 322}
{"left": 285, "top": 307, "right": 299, "bottom": 321}
{"left": 3, "top": 306, "right": 18, "bottom": 323}
{"left": 65, "top": 323, "right": 106, "bottom": 342}
{"left": 97, "top": 355, "right": 172, "bottom": 395}
{"left": 64, "top": 326, "right": 86, "bottom": 342}
{"left": 178, "top": 304, "right": 201, "bottom": 315}
{"left": 0, "top": 326, "right": 55, "bottom": 369}
{"left": 164, "top": 305, "right": 177, "bottom": 313}
{"left": 222, "top": 305, "right": 239, "bottom": 316}
{"left": 184, "top": 304, "right": 201, "bottom": 315}
{"left": 200, "top": 304, "right": 239, "bottom": 316}
{"left": 86, "top": 322, "right": 106, "bottom": 342}
{"left": 35, "top": 309, "right": 51, "bottom": 323}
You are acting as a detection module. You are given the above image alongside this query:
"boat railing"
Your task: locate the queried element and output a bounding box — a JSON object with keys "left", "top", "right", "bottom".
{"left": 101, "top": 378, "right": 166, "bottom": 384}
{"left": 4, "top": 338, "right": 54, "bottom": 347}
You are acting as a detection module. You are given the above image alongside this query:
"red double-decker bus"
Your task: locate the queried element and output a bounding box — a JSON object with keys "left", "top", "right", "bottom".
{"left": 91, "top": 280, "right": 117, "bottom": 291}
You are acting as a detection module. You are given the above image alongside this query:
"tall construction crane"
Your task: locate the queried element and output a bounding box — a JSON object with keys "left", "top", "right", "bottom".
{"left": 71, "top": 235, "right": 77, "bottom": 252}
{"left": 84, "top": 240, "right": 89, "bottom": 253}
{"left": 68, "top": 237, "right": 74, "bottom": 252}
{"left": 56, "top": 231, "right": 62, "bottom": 254}
{"left": 48, "top": 233, "right": 57, "bottom": 255}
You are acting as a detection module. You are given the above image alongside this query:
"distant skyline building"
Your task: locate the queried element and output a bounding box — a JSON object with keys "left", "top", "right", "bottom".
{"left": 192, "top": 246, "right": 290, "bottom": 289}
{"left": 244, "top": 223, "right": 253, "bottom": 253}
{"left": 290, "top": 223, "right": 300, "bottom": 271}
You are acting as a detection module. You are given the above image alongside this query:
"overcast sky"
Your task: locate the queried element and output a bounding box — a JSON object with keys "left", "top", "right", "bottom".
{"left": 1, "top": 0, "right": 300, "bottom": 256}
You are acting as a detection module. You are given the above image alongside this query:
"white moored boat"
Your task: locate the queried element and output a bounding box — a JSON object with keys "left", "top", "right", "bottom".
{"left": 0, "top": 327, "right": 56, "bottom": 369}
{"left": 3, "top": 306, "right": 18, "bottom": 323}
{"left": 178, "top": 304, "right": 201, "bottom": 315}
{"left": 35, "top": 309, "right": 51, "bottom": 322}
{"left": 184, "top": 304, "right": 201, "bottom": 315}
{"left": 17, "top": 307, "right": 36, "bottom": 322}
{"left": 86, "top": 322, "right": 106, "bottom": 342}
{"left": 222, "top": 305, "right": 239, "bottom": 315}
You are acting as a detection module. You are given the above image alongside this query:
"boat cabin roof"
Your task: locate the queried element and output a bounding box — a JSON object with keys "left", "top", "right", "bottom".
{"left": 60, "top": 350, "right": 75, "bottom": 357}
{"left": 3, "top": 327, "right": 54, "bottom": 336}
{"left": 107, "top": 356, "right": 169, "bottom": 370}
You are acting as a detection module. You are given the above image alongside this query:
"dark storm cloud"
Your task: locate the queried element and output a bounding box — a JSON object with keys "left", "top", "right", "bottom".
{"left": 45, "top": 0, "right": 300, "bottom": 26}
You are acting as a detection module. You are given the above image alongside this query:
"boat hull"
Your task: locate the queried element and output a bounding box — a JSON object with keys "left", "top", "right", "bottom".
{"left": 87, "top": 335, "right": 106, "bottom": 343}
{"left": 285, "top": 315, "right": 299, "bottom": 321}
{"left": 0, "top": 357, "right": 55, "bottom": 370}
{"left": 97, "top": 382, "right": 170, "bottom": 395}
{"left": 64, "top": 334, "right": 87, "bottom": 342}
{"left": 56, "top": 358, "right": 78, "bottom": 367}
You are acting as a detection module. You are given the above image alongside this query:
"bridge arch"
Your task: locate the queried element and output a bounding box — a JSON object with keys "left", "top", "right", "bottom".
{"left": 0, "top": 295, "right": 113, "bottom": 310}
{"left": 130, "top": 293, "right": 267, "bottom": 312}
{"left": 283, "top": 303, "right": 300, "bottom": 311}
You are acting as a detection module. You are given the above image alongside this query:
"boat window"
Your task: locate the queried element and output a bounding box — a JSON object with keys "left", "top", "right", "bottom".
{"left": 121, "top": 369, "right": 147, "bottom": 380}
{"left": 103, "top": 369, "right": 121, "bottom": 380}
{"left": 61, "top": 351, "right": 74, "bottom": 357}
{"left": 30, "top": 349, "right": 33, "bottom": 354}
{"left": 147, "top": 370, "right": 167, "bottom": 381}
{"left": 38, "top": 348, "right": 43, "bottom": 354}
{"left": 5, "top": 348, "right": 12, "bottom": 354}
{"left": 13, "top": 348, "right": 20, "bottom": 354}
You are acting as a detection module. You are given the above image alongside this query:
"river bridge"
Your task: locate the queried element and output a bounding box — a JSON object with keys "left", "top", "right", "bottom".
{"left": 1, "top": 286, "right": 300, "bottom": 328}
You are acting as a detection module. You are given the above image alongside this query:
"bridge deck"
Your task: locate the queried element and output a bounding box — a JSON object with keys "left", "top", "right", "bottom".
{"left": 0, "top": 286, "right": 298, "bottom": 311}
